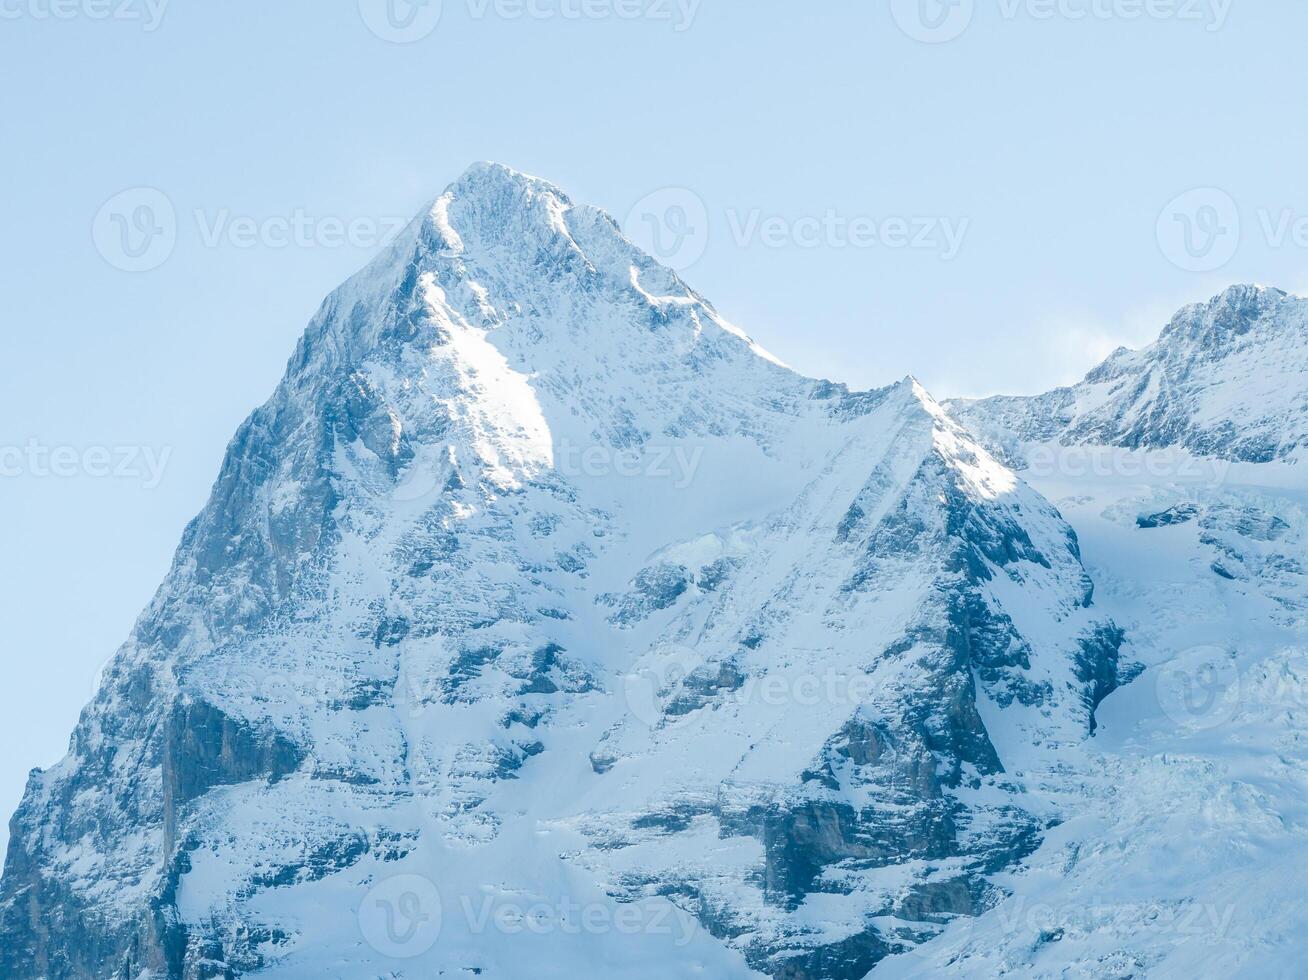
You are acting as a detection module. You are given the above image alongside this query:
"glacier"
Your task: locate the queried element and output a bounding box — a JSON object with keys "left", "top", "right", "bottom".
{"left": 1, "top": 165, "right": 1304, "bottom": 979}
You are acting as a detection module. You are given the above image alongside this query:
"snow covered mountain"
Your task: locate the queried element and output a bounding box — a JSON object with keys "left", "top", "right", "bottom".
{"left": 0, "top": 164, "right": 1132, "bottom": 979}
{"left": 949, "top": 285, "right": 1308, "bottom": 465}
{"left": 917, "top": 293, "right": 1308, "bottom": 978}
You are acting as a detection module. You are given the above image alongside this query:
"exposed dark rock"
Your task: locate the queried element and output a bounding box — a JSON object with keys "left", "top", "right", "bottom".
{"left": 1137, "top": 504, "right": 1200, "bottom": 529}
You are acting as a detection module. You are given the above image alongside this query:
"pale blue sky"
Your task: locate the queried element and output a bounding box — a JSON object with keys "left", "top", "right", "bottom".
{"left": 2, "top": 0, "right": 1305, "bottom": 846}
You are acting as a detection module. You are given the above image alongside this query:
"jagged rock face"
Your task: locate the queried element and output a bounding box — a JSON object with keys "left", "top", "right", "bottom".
{"left": 948, "top": 285, "right": 1308, "bottom": 464}
{"left": 912, "top": 309, "right": 1308, "bottom": 979}
{"left": 0, "top": 165, "right": 1124, "bottom": 979}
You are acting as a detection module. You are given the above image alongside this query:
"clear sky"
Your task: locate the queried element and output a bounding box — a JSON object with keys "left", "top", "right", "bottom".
{"left": 2, "top": 0, "right": 1305, "bottom": 849}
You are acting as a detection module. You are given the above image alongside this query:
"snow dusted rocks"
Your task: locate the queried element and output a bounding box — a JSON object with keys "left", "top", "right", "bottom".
{"left": 2, "top": 164, "right": 1127, "bottom": 979}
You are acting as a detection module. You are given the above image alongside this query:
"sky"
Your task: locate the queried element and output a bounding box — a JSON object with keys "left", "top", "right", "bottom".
{"left": 2, "top": 0, "right": 1307, "bottom": 850}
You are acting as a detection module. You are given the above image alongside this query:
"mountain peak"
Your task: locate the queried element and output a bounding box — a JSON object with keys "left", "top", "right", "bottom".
{"left": 896, "top": 373, "right": 950, "bottom": 419}
{"left": 301, "top": 162, "right": 803, "bottom": 386}
{"left": 445, "top": 160, "right": 572, "bottom": 207}
{"left": 948, "top": 282, "right": 1308, "bottom": 462}
{"left": 1210, "top": 281, "right": 1286, "bottom": 308}
{"left": 417, "top": 161, "right": 579, "bottom": 259}
{"left": 1161, "top": 283, "right": 1291, "bottom": 347}
{"left": 0, "top": 161, "right": 1132, "bottom": 980}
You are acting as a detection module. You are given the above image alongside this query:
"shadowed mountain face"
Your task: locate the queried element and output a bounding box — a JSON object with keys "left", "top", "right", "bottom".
{"left": 0, "top": 165, "right": 1126, "bottom": 979}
